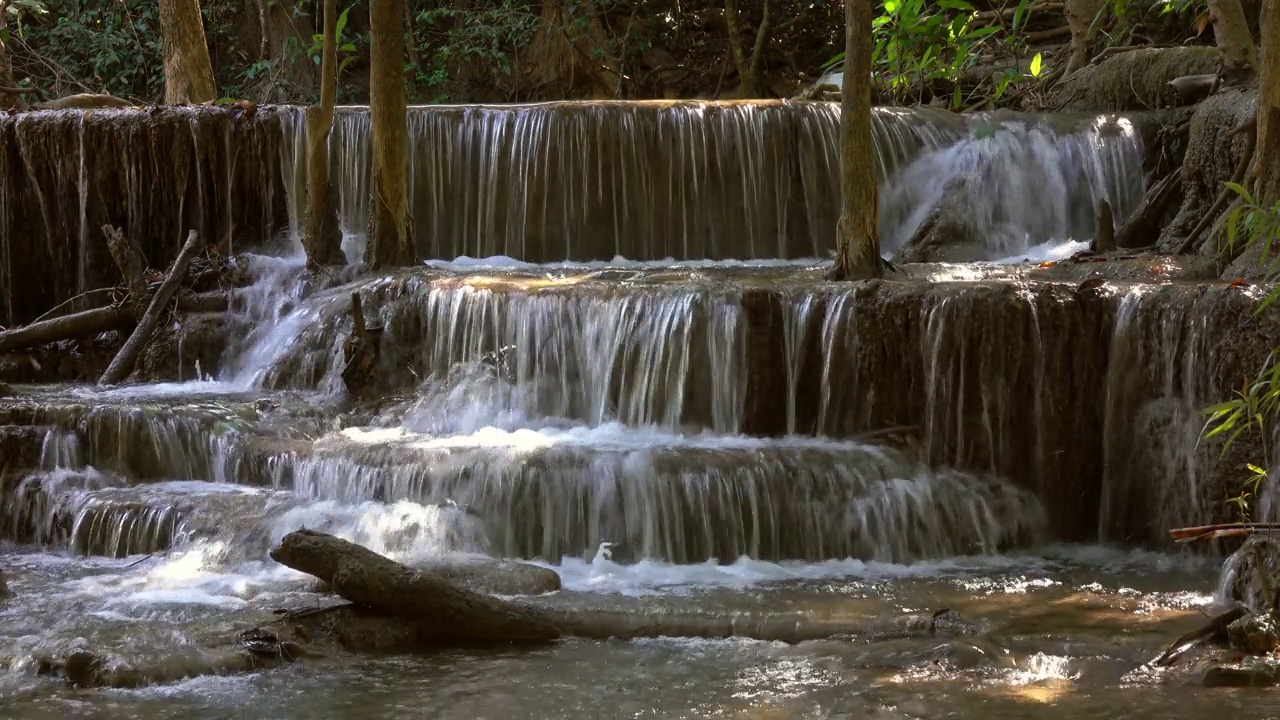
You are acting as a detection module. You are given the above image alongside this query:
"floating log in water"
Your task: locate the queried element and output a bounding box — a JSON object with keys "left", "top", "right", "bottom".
{"left": 270, "top": 528, "right": 562, "bottom": 643}
{"left": 271, "top": 529, "right": 937, "bottom": 644}
{"left": 58, "top": 531, "right": 974, "bottom": 689}
{"left": 99, "top": 230, "right": 204, "bottom": 385}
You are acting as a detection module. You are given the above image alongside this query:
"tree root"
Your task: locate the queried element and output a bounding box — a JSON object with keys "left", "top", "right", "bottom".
{"left": 1176, "top": 111, "right": 1257, "bottom": 255}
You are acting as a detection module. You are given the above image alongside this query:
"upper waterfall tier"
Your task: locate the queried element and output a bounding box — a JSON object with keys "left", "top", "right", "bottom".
{"left": 0, "top": 102, "right": 1147, "bottom": 324}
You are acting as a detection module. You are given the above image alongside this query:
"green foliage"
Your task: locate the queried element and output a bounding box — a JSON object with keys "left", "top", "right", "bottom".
{"left": 825, "top": 0, "right": 1044, "bottom": 108}
{"left": 1202, "top": 185, "right": 1280, "bottom": 520}
{"left": 874, "top": 0, "right": 1001, "bottom": 106}
{"left": 407, "top": 0, "right": 540, "bottom": 102}
{"left": 309, "top": 5, "right": 360, "bottom": 78}
{"left": 8, "top": 0, "right": 165, "bottom": 99}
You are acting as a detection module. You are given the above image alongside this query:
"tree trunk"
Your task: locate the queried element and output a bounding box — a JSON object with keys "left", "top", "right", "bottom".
{"left": 368, "top": 0, "right": 413, "bottom": 269}
{"left": 0, "top": 7, "right": 26, "bottom": 111}
{"left": 723, "top": 0, "right": 771, "bottom": 96}
{"left": 831, "top": 0, "right": 881, "bottom": 280}
{"left": 1062, "top": 0, "right": 1104, "bottom": 79}
{"left": 304, "top": 0, "right": 343, "bottom": 266}
{"left": 1256, "top": 0, "right": 1280, "bottom": 206}
{"left": 159, "top": 0, "right": 218, "bottom": 105}
{"left": 1208, "top": 0, "right": 1258, "bottom": 85}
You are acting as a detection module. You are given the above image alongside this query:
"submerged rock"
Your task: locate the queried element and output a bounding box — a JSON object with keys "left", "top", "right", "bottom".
{"left": 0, "top": 569, "right": 10, "bottom": 599}
{"left": 1202, "top": 662, "right": 1280, "bottom": 688}
{"left": 1227, "top": 613, "right": 1280, "bottom": 654}
{"left": 1221, "top": 536, "right": 1280, "bottom": 615}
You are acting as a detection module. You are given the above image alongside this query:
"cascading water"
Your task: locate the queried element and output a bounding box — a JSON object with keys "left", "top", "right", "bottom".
{"left": 1, "top": 99, "right": 1258, "bottom": 717}
{"left": 1, "top": 102, "right": 1147, "bottom": 325}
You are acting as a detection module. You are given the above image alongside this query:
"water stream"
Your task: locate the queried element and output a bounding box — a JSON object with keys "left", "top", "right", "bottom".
{"left": 0, "top": 103, "right": 1247, "bottom": 716}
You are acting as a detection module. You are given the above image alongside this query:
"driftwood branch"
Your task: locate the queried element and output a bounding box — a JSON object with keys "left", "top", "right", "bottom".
{"left": 1150, "top": 605, "right": 1249, "bottom": 667}
{"left": 98, "top": 231, "right": 204, "bottom": 385}
{"left": 0, "top": 290, "right": 229, "bottom": 355}
{"left": 103, "top": 225, "right": 149, "bottom": 319}
{"left": 1171, "top": 522, "right": 1280, "bottom": 543}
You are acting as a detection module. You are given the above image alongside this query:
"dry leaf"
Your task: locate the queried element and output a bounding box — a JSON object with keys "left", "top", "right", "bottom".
{"left": 1195, "top": 11, "right": 1210, "bottom": 36}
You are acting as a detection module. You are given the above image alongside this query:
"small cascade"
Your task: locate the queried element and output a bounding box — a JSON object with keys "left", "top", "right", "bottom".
{"left": 12, "top": 397, "right": 254, "bottom": 483}
{"left": 1098, "top": 284, "right": 1265, "bottom": 543}
{"left": 882, "top": 114, "right": 1145, "bottom": 255}
{"left": 0, "top": 106, "right": 303, "bottom": 326}
{"left": 270, "top": 426, "right": 1044, "bottom": 564}
{"left": 244, "top": 272, "right": 755, "bottom": 433}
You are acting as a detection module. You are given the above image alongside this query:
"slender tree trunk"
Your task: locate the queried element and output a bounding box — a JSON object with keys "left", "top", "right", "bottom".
{"left": 1062, "top": 0, "right": 1104, "bottom": 79}
{"left": 368, "top": 0, "right": 413, "bottom": 268}
{"left": 304, "top": 0, "right": 343, "bottom": 266}
{"left": 830, "top": 0, "right": 880, "bottom": 281}
{"left": 723, "top": 0, "right": 771, "bottom": 96}
{"left": 1208, "top": 0, "right": 1258, "bottom": 85}
{"left": 1257, "top": 0, "right": 1280, "bottom": 205}
{"left": 0, "top": 3, "right": 26, "bottom": 111}
{"left": 159, "top": 0, "right": 218, "bottom": 105}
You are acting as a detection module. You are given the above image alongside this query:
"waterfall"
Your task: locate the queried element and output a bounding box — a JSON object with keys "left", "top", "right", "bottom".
{"left": 0, "top": 102, "right": 1146, "bottom": 325}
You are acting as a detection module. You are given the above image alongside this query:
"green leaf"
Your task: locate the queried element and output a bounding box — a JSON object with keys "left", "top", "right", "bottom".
{"left": 339, "top": 43, "right": 356, "bottom": 52}
{"left": 1224, "top": 181, "right": 1255, "bottom": 206}
{"left": 336, "top": 6, "right": 351, "bottom": 36}
{"left": 1029, "top": 52, "right": 1042, "bottom": 78}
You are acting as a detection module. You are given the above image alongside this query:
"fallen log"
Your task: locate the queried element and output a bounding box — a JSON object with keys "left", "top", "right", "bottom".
{"left": 0, "top": 290, "right": 232, "bottom": 355}
{"left": 99, "top": 230, "right": 203, "bottom": 385}
{"left": 269, "top": 529, "right": 562, "bottom": 643}
{"left": 271, "top": 530, "right": 951, "bottom": 645}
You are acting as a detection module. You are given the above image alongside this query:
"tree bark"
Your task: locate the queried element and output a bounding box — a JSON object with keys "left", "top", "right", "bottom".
{"left": 304, "top": 0, "right": 343, "bottom": 267}
{"left": 1256, "top": 0, "right": 1280, "bottom": 206}
{"left": 159, "top": 0, "right": 218, "bottom": 105}
{"left": 830, "top": 0, "right": 881, "bottom": 280}
{"left": 368, "top": 0, "right": 413, "bottom": 268}
{"left": 99, "top": 231, "right": 203, "bottom": 385}
{"left": 0, "top": 4, "right": 26, "bottom": 111}
{"left": 0, "top": 290, "right": 229, "bottom": 354}
{"left": 723, "top": 0, "right": 771, "bottom": 96}
{"left": 270, "top": 529, "right": 562, "bottom": 643}
{"left": 1208, "top": 0, "right": 1258, "bottom": 85}
{"left": 103, "top": 225, "right": 150, "bottom": 320}
{"left": 1062, "top": 0, "right": 1104, "bottom": 79}
{"left": 271, "top": 529, "right": 897, "bottom": 645}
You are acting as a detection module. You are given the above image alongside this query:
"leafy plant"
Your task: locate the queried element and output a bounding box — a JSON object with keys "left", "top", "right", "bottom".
{"left": 1202, "top": 184, "right": 1280, "bottom": 520}
{"left": 308, "top": 5, "right": 360, "bottom": 77}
